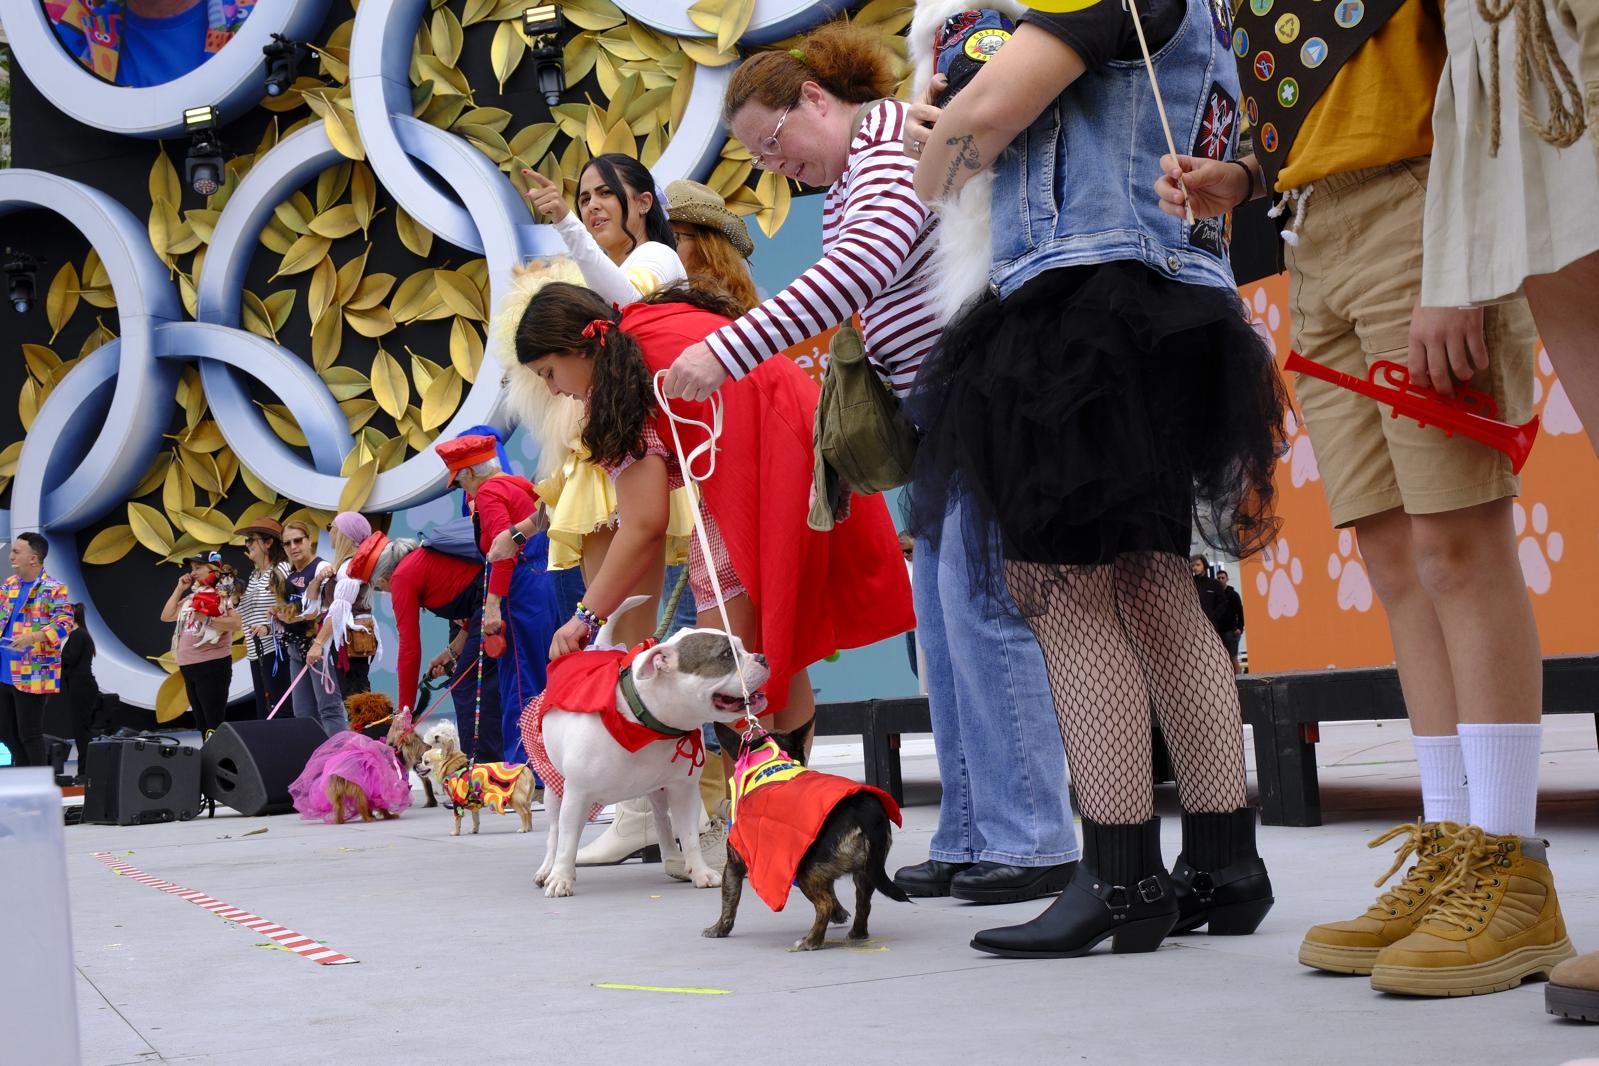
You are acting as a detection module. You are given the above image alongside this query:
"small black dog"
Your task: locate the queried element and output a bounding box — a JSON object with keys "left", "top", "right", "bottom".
{"left": 703, "top": 721, "right": 910, "bottom": 951}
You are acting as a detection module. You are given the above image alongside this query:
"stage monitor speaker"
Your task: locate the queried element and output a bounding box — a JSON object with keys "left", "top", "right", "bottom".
{"left": 201, "top": 719, "right": 327, "bottom": 816}
{"left": 82, "top": 735, "right": 202, "bottom": 825}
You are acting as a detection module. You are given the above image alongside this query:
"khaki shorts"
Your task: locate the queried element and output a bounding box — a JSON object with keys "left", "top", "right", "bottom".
{"left": 1286, "top": 157, "right": 1537, "bottom": 529}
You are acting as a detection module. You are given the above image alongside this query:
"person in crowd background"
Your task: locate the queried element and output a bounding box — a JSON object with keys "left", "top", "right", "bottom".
{"left": 59, "top": 603, "right": 101, "bottom": 782}
{"left": 0, "top": 533, "right": 73, "bottom": 768}
{"left": 274, "top": 519, "right": 347, "bottom": 736}
{"left": 235, "top": 516, "right": 291, "bottom": 718}
{"left": 1214, "top": 569, "right": 1245, "bottom": 675}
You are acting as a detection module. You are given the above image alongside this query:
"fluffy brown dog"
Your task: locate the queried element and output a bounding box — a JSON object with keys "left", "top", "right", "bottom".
{"left": 423, "top": 748, "right": 538, "bottom": 836}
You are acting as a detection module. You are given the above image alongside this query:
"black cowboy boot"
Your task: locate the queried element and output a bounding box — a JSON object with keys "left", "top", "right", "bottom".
{"left": 1169, "top": 806, "right": 1274, "bottom": 935}
{"left": 970, "top": 818, "right": 1177, "bottom": 959}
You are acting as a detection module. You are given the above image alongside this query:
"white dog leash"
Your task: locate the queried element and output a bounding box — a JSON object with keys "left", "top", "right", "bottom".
{"left": 651, "top": 370, "right": 756, "bottom": 729}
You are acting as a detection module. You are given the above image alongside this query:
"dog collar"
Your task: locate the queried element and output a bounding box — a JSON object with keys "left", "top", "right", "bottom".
{"left": 618, "top": 667, "right": 691, "bottom": 739}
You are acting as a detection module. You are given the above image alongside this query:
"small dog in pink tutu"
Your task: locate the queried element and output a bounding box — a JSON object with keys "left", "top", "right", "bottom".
{"left": 289, "top": 731, "right": 414, "bottom": 824}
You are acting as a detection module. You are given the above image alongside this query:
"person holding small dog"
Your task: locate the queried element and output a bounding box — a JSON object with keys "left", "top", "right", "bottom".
{"left": 274, "top": 519, "right": 348, "bottom": 736}
{"left": 495, "top": 280, "right": 914, "bottom": 750}
{"left": 161, "top": 552, "right": 243, "bottom": 738}
{"left": 903, "top": 3, "right": 1284, "bottom": 958}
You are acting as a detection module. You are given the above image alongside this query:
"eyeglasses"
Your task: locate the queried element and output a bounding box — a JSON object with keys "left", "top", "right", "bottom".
{"left": 750, "top": 104, "right": 792, "bottom": 171}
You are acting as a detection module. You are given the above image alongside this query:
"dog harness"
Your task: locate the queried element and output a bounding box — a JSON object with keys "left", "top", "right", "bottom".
{"left": 519, "top": 641, "right": 706, "bottom": 823}
{"left": 442, "top": 762, "right": 526, "bottom": 813}
{"left": 728, "top": 733, "right": 902, "bottom": 912}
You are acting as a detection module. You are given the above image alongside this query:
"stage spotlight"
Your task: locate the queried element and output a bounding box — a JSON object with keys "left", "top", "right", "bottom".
{"left": 523, "top": 6, "right": 568, "bottom": 106}
{"left": 4, "top": 250, "right": 38, "bottom": 314}
{"left": 182, "top": 106, "right": 227, "bottom": 197}
{"left": 263, "top": 35, "right": 308, "bottom": 97}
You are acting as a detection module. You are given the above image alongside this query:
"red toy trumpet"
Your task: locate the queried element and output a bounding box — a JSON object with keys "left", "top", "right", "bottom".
{"left": 1284, "top": 351, "right": 1540, "bottom": 474}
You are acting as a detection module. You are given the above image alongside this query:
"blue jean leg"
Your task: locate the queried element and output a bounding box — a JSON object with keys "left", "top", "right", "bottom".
{"left": 921, "top": 500, "right": 1077, "bottom": 866}
{"left": 450, "top": 622, "right": 503, "bottom": 765}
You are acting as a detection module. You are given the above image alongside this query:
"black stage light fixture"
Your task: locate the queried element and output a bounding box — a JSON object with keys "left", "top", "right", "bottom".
{"left": 523, "top": 5, "right": 568, "bottom": 106}
{"left": 4, "top": 250, "right": 38, "bottom": 314}
{"left": 263, "top": 35, "right": 309, "bottom": 97}
{"left": 182, "top": 105, "right": 227, "bottom": 197}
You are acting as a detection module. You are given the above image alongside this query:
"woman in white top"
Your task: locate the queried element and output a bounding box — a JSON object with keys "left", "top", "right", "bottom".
{"left": 517, "top": 153, "right": 692, "bottom": 647}
{"left": 306, "top": 511, "right": 382, "bottom": 696}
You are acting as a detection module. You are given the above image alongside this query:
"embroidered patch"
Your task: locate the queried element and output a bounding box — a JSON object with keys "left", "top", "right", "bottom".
{"left": 1190, "top": 216, "right": 1227, "bottom": 257}
{"left": 1301, "top": 36, "right": 1328, "bottom": 68}
{"left": 1259, "top": 122, "right": 1280, "bottom": 153}
{"left": 964, "top": 27, "right": 1010, "bottom": 61}
{"left": 1245, "top": 96, "right": 1259, "bottom": 128}
{"left": 1253, "top": 51, "right": 1275, "bottom": 81}
{"left": 1192, "top": 83, "right": 1238, "bottom": 162}
{"left": 1233, "top": 27, "right": 1250, "bottom": 58}
{"left": 1274, "top": 12, "right": 1300, "bottom": 43}
{"left": 1277, "top": 77, "right": 1301, "bottom": 108}
{"left": 1334, "top": 0, "right": 1365, "bottom": 28}
{"left": 934, "top": 10, "right": 982, "bottom": 51}
{"left": 1249, "top": 0, "right": 1273, "bottom": 15}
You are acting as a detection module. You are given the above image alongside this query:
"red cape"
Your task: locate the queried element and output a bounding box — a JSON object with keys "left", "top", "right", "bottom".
{"left": 730, "top": 770, "right": 903, "bottom": 912}
{"left": 540, "top": 642, "right": 700, "bottom": 758}
{"left": 620, "top": 302, "right": 915, "bottom": 715}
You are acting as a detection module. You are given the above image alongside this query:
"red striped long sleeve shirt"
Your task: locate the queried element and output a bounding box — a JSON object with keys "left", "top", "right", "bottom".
{"left": 704, "top": 100, "right": 940, "bottom": 397}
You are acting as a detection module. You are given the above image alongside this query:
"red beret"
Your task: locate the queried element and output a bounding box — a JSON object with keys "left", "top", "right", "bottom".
{"left": 347, "top": 531, "right": 389, "bottom": 584}
{"left": 434, "top": 434, "right": 498, "bottom": 484}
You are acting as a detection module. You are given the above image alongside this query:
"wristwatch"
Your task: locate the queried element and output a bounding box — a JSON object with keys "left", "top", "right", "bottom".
{"left": 511, "top": 528, "right": 528, "bottom": 547}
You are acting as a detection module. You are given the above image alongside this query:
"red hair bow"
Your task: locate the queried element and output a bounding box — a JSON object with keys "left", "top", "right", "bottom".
{"left": 582, "top": 318, "right": 613, "bottom": 340}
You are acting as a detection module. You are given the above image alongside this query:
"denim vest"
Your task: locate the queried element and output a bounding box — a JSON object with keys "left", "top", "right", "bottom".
{"left": 989, "top": 0, "right": 1242, "bottom": 298}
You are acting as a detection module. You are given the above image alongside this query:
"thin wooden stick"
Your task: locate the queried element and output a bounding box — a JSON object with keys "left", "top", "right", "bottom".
{"left": 1126, "top": 0, "right": 1195, "bottom": 225}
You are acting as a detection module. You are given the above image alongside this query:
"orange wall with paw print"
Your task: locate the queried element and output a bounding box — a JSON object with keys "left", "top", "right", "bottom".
{"left": 1237, "top": 273, "right": 1599, "bottom": 673}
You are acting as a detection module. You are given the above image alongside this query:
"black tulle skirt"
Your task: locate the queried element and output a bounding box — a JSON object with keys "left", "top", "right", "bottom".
{"left": 906, "top": 261, "right": 1288, "bottom": 583}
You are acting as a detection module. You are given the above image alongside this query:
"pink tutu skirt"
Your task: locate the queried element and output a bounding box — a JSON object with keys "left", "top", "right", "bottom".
{"left": 289, "top": 731, "right": 413, "bottom": 823}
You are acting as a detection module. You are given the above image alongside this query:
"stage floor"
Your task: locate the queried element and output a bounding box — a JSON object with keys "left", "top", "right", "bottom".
{"left": 65, "top": 716, "right": 1599, "bottom": 1066}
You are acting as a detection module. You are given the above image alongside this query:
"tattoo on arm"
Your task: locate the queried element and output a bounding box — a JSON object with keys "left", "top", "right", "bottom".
{"left": 939, "top": 133, "right": 983, "bottom": 199}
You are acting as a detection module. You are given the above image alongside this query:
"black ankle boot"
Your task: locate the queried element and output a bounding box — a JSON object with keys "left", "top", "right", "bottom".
{"left": 969, "top": 818, "right": 1178, "bottom": 959}
{"left": 1170, "top": 806, "right": 1274, "bottom": 935}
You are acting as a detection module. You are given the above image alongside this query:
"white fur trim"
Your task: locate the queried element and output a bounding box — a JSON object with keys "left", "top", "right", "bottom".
{"left": 491, "top": 257, "right": 589, "bottom": 479}
{"left": 907, "top": 1, "right": 1028, "bottom": 326}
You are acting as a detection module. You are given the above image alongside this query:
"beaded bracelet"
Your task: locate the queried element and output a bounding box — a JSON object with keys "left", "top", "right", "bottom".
{"left": 574, "top": 601, "right": 607, "bottom": 641}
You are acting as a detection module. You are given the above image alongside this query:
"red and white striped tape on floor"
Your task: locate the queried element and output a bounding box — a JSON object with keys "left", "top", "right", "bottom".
{"left": 93, "top": 852, "right": 358, "bottom": 965}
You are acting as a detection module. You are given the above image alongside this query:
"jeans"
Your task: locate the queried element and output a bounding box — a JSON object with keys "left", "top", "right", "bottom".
{"left": 915, "top": 498, "right": 1078, "bottom": 866}
{"left": 449, "top": 622, "right": 504, "bottom": 764}
{"left": 286, "top": 643, "right": 349, "bottom": 736}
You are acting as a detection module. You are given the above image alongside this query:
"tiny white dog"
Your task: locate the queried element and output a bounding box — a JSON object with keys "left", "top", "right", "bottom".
{"left": 529, "top": 599, "right": 769, "bottom": 898}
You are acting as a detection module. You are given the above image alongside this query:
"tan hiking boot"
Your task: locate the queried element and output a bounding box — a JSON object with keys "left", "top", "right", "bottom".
{"left": 1298, "top": 821, "right": 1460, "bottom": 975}
{"left": 1370, "top": 827, "right": 1575, "bottom": 997}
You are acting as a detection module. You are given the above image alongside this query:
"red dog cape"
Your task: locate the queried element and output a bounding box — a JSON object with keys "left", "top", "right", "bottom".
{"left": 728, "top": 734, "right": 902, "bottom": 912}
{"left": 519, "top": 642, "right": 705, "bottom": 822}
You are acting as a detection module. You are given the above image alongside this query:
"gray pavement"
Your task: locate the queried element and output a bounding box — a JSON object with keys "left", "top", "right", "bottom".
{"left": 64, "top": 716, "right": 1599, "bottom": 1065}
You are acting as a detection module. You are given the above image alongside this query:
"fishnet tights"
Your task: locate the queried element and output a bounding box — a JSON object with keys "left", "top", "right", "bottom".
{"left": 1004, "top": 553, "right": 1248, "bottom": 824}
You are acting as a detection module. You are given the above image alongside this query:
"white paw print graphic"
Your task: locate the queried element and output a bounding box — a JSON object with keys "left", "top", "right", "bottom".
{"left": 1249, "top": 287, "right": 1282, "bottom": 357}
{"left": 1532, "top": 346, "right": 1585, "bottom": 437}
{"left": 1255, "top": 537, "right": 1303, "bottom": 619}
{"left": 1326, "top": 528, "right": 1373, "bottom": 613}
{"left": 1280, "top": 406, "right": 1321, "bottom": 486}
{"left": 1514, "top": 501, "right": 1564, "bottom": 595}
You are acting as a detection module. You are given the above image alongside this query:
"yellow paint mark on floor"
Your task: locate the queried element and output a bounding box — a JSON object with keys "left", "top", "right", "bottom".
{"left": 593, "top": 983, "right": 731, "bottom": 996}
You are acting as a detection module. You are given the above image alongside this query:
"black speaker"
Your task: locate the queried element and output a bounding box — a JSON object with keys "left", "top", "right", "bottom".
{"left": 201, "top": 719, "right": 327, "bottom": 816}
{"left": 82, "top": 735, "right": 202, "bottom": 825}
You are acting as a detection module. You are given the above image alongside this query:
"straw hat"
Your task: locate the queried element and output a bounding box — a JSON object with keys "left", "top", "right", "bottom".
{"left": 666, "top": 180, "right": 754, "bottom": 259}
{"left": 234, "top": 515, "right": 284, "bottom": 542}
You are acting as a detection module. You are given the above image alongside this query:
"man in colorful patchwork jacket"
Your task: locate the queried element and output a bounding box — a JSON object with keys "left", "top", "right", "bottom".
{"left": 0, "top": 533, "right": 75, "bottom": 767}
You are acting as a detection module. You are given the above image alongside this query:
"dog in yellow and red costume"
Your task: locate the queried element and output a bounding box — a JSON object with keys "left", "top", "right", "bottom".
{"left": 703, "top": 722, "right": 910, "bottom": 951}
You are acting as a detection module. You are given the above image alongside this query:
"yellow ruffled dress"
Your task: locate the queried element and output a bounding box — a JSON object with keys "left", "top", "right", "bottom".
{"left": 535, "top": 431, "right": 696, "bottom": 571}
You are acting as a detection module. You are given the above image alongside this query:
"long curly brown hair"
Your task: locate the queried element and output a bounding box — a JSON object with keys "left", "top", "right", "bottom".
{"left": 513, "top": 281, "right": 743, "bottom": 466}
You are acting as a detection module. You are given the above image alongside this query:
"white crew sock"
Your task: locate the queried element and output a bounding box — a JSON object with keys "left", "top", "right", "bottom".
{"left": 1458, "top": 722, "right": 1543, "bottom": 837}
{"left": 1411, "top": 733, "right": 1468, "bottom": 825}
